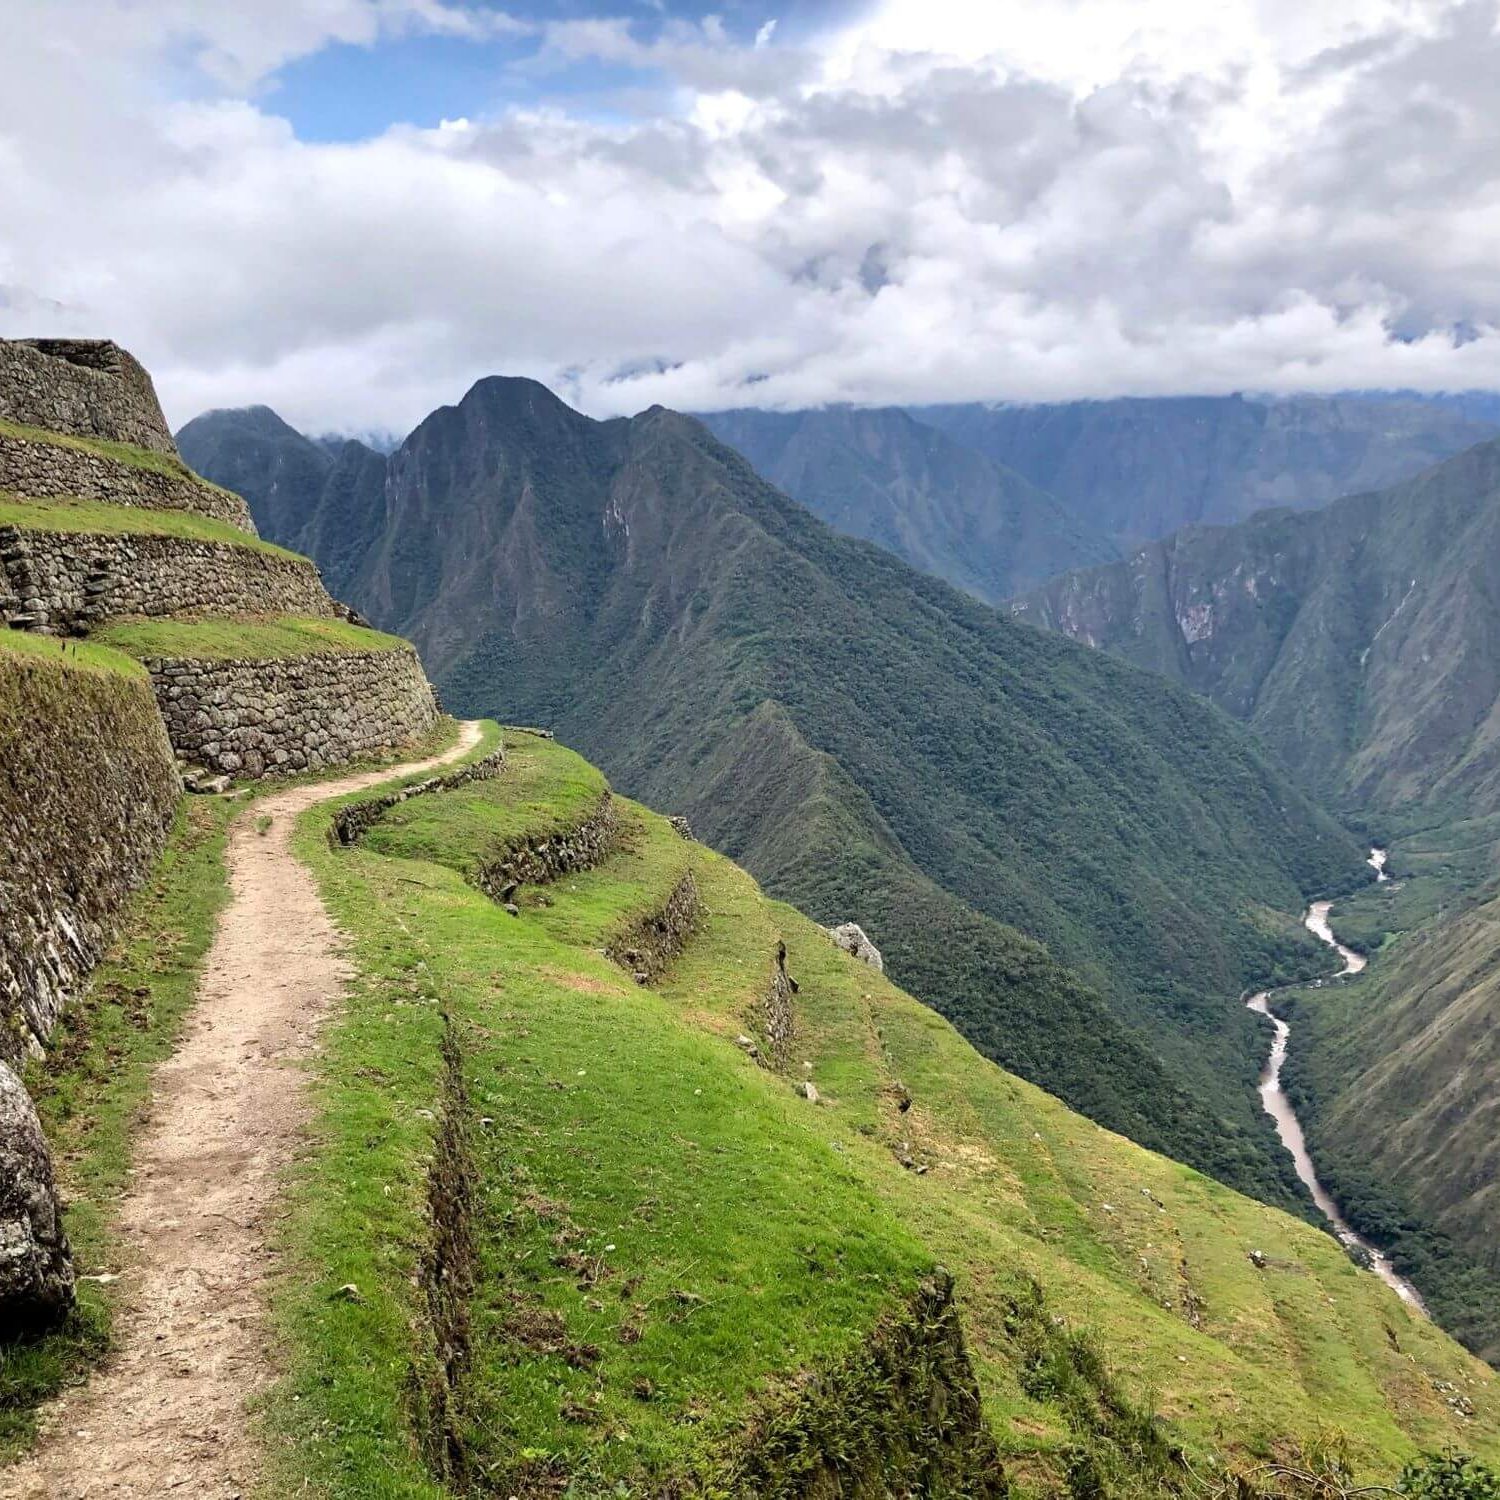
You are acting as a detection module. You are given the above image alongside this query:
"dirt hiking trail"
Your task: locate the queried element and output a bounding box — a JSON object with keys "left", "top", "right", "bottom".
{"left": 2, "top": 721, "right": 483, "bottom": 1499}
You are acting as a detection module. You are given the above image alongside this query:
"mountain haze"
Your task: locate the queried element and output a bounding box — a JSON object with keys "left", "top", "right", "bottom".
{"left": 696, "top": 405, "right": 1117, "bottom": 602}
{"left": 918, "top": 394, "right": 1496, "bottom": 542}
{"left": 1013, "top": 438, "right": 1500, "bottom": 819}
{"left": 181, "top": 382, "right": 1366, "bottom": 1210}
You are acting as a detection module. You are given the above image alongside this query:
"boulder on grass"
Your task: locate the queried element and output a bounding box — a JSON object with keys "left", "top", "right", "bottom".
{"left": 0, "top": 1059, "right": 74, "bottom": 1330}
{"left": 826, "top": 922, "right": 884, "bottom": 972}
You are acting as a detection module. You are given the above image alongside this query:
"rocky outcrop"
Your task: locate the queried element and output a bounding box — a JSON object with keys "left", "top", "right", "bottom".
{"left": 0, "top": 433, "right": 256, "bottom": 532}
{"left": 145, "top": 645, "right": 439, "bottom": 779}
{"left": 0, "top": 339, "right": 176, "bottom": 456}
{"left": 606, "top": 871, "right": 703, "bottom": 984}
{"left": 469, "top": 793, "right": 620, "bottom": 902}
{"left": 331, "top": 746, "right": 507, "bottom": 845}
{"left": 0, "top": 525, "right": 334, "bottom": 634}
{"left": 0, "top": 1059, "right": 74, "bottom": 1329}
{"left": 827, "top": 922, "right": 883, "bottom": 972}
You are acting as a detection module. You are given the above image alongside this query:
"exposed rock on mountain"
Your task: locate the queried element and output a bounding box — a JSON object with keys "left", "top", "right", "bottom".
{"left": 696, "top": 405, "right": 1116, "bottom": 601}
{"left": 827, "top": 921, "right": 883, "bottom": 971}
{"left": 918, "top": 394, "right": 1496, "bottom": 542}
{"left": 181, "top": 380, "right": 1364, "bottom": 1209}
{"left": 1014, "top": 438, "right": 1500, "bottom": 818}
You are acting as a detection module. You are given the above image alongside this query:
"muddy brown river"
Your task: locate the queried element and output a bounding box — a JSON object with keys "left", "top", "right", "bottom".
{"left": 1245, "top": 852, "right": 1426, "bottom": 1311}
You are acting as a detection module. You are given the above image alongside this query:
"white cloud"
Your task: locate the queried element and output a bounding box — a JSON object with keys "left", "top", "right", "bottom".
{"left": 2, "top": 0, "right": 1499, "bottom": 434}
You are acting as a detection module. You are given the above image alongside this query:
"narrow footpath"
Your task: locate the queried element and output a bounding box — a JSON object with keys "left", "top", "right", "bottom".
{"left": 2, "top": 721, "right": 483, "bottom": 1500}
{"left": 1246, "top": 851, "right": 1427, "bottom": 1313}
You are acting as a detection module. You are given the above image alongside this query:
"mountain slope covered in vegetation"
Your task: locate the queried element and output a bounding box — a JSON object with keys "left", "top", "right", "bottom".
{"left": 696, "top": 405, "right": 1117, "bottom": 602}
{"left": 1274, "top": 827, "right": 1500, "bottom": 1362}
{"left": 917, "top": 394, "right": 1495, "bottom": 542}
{"left": 181, "top": 381, "right": 1366, "bottom": 1211}
{"left": 266, "top": 727, "right": 1500, "bottom": 1494}
{"left": 1013, "top": 439, "right": 1500, "bottom": 820}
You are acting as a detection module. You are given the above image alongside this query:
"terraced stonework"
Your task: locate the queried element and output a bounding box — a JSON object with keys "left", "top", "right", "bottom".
{"left": 0, "top": 526, "right": 334, "bottom": 633}
{"left": 0, "top": 649, "right": 179, "bottom": 1061}
{"left": 147, "top": 645, "right": 439, "bottom": 778}
{"left": 469, "top": 791, "right": 621, "bottom": 903}
{"left": 331, "top": 745, "right": 508, "bottom": 845}
{"left": 606, "top": 870, "right": 703, "bottom": 984}
{"left": 0, "top": 339, "right": 176, "bottom": 456}
{"left": 0, "top": 432, "right": 255, "bottom": 531}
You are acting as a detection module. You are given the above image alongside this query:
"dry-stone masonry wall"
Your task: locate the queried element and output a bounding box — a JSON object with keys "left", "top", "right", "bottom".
{"left": 607, "top": 871, "right": 703, "bottom": 984}
{"left": 0, "top": 650, "right": 179, "bottom": 1061}
{"left": 761, "top": 943, "right": 797, "bottom": 1070}
{"left": 332, "top": 745, "right": 508, "bottom": 845}
{"left": 0, "top": 526, "right": 334, "bottom": 633}
{"left": 0, "top": 645, "right": 179, "bottom": 1326}
{"left": 148, "top": 645, "right": 439, "bottom": 778}
{"left": 469, "top": 792, "right": 620, "bottom": 904}
{"left": 0, "top": 339, "right": 176, "bottom": 456}
{"left": 0, "top": 435, "right": 256, "bottom": 532}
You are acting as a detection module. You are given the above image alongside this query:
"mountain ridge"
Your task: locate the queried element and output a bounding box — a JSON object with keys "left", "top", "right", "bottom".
{"left": 180, "top": 381, "right": 1367, "bottom": 1214}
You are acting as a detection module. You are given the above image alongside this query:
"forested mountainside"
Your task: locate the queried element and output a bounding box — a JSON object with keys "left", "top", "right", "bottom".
{"left": 915, "top": 394, "right": 1495, "bottom": 542}
{"left": 1012, "top": 438, "right": 1500, "bottom": 820}
{"left": 695, "top": 406, "right": 1117, "bottom": 603}
{"left": 1277, "top": 829, "right": 1500, "bottom": 1362}
{"left": 180, "top": 381, "right": 1366, "bottom": 1211}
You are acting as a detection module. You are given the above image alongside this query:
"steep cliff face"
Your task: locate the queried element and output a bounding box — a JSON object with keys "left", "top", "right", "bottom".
{"left": 1014, "top": 439, "right": 1500, "bottom": 818}
{"left": 918, "top": 393, "right": 1496, "bottom": 541}
{"left": 696, "top": 405, "right": 1116, "bottom": 602}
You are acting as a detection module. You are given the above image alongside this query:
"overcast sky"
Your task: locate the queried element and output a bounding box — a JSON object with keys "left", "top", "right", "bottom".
{"left": 4, "top": 0, "right": 1500, "bottom": 434}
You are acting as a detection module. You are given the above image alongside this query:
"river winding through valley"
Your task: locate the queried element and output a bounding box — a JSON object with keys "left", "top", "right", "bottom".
{"left": 1245, "top": 848, "right": 1427, "bottom": 1312}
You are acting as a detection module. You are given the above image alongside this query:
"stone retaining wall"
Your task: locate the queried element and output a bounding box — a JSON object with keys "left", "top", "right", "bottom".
{"left": 1, "top": 650, "right": 179, "bottom": 1062}
{"left": 0, "top": 434, "right": 256, "bottom": 532}
{"left": 0, "top": 339, "right": 176, "bottom": 456}
{"left": 0, "top": 648, "right": 175, "bottom": 1331}
{"left": 470, "top": 793, "right": 620, "bottom": 904}
{"left": 0, "top": 525, "right": 333, "bottom": 633}
{"left": 146, "top": 645, "right": 439, "bottom": 778}
{"left": 761, "top": 944, "right": 797, "bottom": 1070}
{"left": 331, "top": 746, "right": 508, "bottom": 845}
{"left": 606, "top": 871, "right": 703, "bottom": 985}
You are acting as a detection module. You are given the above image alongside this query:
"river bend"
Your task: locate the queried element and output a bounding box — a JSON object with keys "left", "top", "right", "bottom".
{"left": 1246, "top": 851, "right": 1426, "bottom": 1312}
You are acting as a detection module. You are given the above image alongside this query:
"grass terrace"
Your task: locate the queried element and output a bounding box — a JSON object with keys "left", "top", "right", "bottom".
{"left": 0, "top": 493, "right": 305, "bottom": 561}
{"left": 0, "top": 417, "right": 239, "bottom": 499}
{"left": 0, "top": 628, "right": 147, "bottom": 678}
{"left": 95, "top": 614, "right": 410, "bottom": 662}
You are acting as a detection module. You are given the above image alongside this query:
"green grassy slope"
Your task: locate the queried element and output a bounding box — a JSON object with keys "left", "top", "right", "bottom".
{"left": 182, "top": 381, "right": 1371, "bottom": 1210}
{"left": 0, "top": 628, "right": 146, "bottom": 677}
{"left": 268, "top": 730, "right": 1498, "bottom": 1497}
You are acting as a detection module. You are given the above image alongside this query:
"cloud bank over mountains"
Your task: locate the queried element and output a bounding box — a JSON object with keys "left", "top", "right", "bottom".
{"left": 5, "top": 0, "right": 1500, "bottom": 432}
